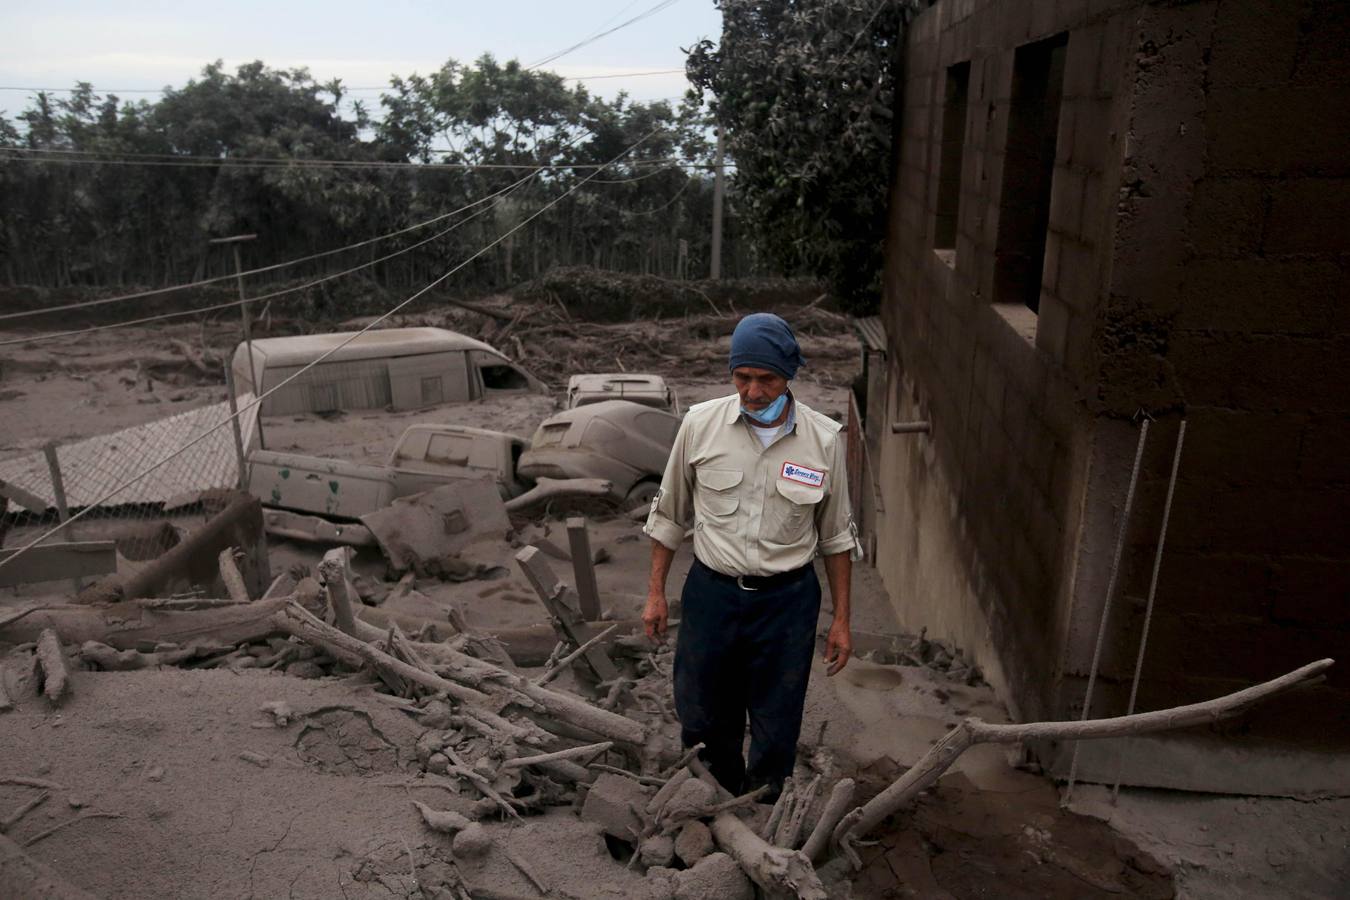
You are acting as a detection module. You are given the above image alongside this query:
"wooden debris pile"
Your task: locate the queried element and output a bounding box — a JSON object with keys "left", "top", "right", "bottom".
{"left": 0, "top": 513, "right": 1335, "bottom": 899}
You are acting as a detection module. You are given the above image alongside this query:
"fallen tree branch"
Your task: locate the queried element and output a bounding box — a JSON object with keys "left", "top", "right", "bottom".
{"left": 34, "top": 630, "right": 70, "bottom": 704}
{"left": 0, "top": 595, "right": 292, "bottom": 649}
{"left": 0, "top": 777, "right": 65, "bottom": 790}
{"left": 834, "top": 658, "right": 1335, "bottom": 858}
{"left": 217, "top": 547, "right": 250, "bottom": 603}
{"left": 274, "top": 602, "right": 490, "bottom": 708}
{"left": 0, "top": 791, "right": 49, "bottom": 833}
{"left": 800, "top": 778, "right": 854, "bottom": 862}
{"left": 501, "top": 741, "right": 613, "bottom": 771}
{"left": 534, "top": 624, "right": 619, "bottom": 687}
{"left": 0, "top": 831, "right": 99, "bottom": 900}
{"left": 688, "top": 757, "right": 827, "bottom": 900}
{"left": 22, "top": 811, "right": 124, "bottom": 848}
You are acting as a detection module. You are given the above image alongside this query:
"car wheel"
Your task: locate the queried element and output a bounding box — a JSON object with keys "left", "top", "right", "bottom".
{"left": 622, "top": 481, "right": 659, "bottom": 512}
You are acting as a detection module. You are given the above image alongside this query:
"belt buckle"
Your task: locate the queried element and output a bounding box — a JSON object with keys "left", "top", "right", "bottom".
{"left": 736, "top": 575, "right": 759, "bottom": 591}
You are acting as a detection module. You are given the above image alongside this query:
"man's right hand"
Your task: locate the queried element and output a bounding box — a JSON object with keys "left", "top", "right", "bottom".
{"left": 642, "top": 592, "right": 669, "bottom": 642}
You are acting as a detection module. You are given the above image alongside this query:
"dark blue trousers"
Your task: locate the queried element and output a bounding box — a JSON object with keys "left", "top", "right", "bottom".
{"left": 673, "top": 558, "right": 821, "bottom": 796}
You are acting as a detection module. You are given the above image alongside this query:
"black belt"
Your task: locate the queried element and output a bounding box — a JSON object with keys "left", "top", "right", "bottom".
{"left": 694, "top": 558, "right": 813, "bottom": 592}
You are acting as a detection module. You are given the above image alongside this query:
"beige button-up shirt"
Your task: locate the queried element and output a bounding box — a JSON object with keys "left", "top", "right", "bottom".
{"left": 644, "top": 393, "right": 862, "bottom": 576}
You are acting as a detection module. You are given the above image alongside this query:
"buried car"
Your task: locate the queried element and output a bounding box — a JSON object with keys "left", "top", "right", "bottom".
{"left": 565, "top": 373, "right": 679, "bottom": 412}
{"left": 517, "top": 399, "right": 680, "bottom": 510}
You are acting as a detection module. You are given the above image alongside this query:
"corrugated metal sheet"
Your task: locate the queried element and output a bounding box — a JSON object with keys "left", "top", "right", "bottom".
{"left": 855, "top": 316, "right": 887, "bottom": 353}
{"left": 0, "top": 395, "right": 258, "bottom": 510}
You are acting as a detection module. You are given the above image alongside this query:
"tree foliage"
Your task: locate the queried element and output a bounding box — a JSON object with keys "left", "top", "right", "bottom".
{"left": 0, "top": 59, "right": 750, "bottom": 297}
{"left": 686, "top": 0, "right": 918, "bottom": 314}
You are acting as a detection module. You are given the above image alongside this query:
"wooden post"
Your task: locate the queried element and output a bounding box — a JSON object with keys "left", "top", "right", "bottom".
{"left": 42, "top": 441, "right": 82, "bottom": 591}
{"left": 514, "top": 546, "right": 618, "bottom": 683}
{"left": 566, "top": 517, "right": 602, "bottom": 621}
{"left": 223, "top": 363, "right": 248, "bottom": 490}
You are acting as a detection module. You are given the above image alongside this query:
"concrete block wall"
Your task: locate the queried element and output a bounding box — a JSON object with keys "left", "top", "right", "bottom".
{"left": 877, "top": 0, "right": 1137, "bottom": 721}
{"left": 878, "top": 0, "right": 1349, "bottom": 745}
{"left": 1066, "top": 0, "right": 1350, "bottom": 742}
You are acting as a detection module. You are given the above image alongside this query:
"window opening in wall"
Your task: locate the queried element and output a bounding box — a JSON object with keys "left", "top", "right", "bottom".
{"left": 934, "top": 61, "right": 971, "bottom": 253}
{"left": 994, "top": 33, "right": 1068, "bottom": 315}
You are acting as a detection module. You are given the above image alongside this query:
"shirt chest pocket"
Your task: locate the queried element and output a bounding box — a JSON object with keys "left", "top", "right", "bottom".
{"left": 694, "top": 467, "right": 742, "bottom": 519}
{"left": 764, "top": 477, "right": 826, "bottom": 544}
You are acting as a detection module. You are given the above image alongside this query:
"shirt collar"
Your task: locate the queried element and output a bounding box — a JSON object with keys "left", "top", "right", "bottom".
{"left": 727, "top": 392, "right": 796, "bottom": 432}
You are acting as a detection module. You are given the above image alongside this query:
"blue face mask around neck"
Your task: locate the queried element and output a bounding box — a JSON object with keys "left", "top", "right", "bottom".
{"left": 742, "top": 390, "right": 789, "bottom": 425}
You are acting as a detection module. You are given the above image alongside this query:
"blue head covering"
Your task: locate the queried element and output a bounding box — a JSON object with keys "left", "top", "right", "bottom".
{"left": 728, "top": 313, "right": 804, "bottom": 380}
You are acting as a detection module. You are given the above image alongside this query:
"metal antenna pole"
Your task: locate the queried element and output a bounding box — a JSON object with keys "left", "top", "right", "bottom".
{"left": 1111, "top": 419, "right": 1187, "bottom": 802}
{"left": 210, "top": 233, "right": 264, "bottom": 449}
{"left": 710, "top": 127, "right": 725, "bottom": 280}
{"left": 1064, "top": 416, "right": 1150, "bottom": 804}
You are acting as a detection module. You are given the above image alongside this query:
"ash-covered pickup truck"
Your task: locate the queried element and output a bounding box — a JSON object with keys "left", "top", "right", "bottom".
{"left": 249, "top": 424, "right": 529, "bottom": 523}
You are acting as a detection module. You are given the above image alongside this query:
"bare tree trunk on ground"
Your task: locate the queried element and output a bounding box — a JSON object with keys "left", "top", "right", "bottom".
{"left": 832, "top": 658, "right": 1335, "bottom": 865}
{"left": 0, "top": 596, "right": 293, "bottom": 649}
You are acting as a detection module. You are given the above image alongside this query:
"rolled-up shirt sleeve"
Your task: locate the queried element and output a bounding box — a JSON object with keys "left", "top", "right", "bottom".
{"left": 816, "top": 432, "right": 863, "bottom": 560}
{"left": 643, "top": 418, "right": 694, "bottom": 551}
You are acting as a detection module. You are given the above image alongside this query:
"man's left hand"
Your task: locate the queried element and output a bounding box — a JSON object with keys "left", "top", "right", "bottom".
{"left": 823, "top": 618, "right": 852, "bottom": 676}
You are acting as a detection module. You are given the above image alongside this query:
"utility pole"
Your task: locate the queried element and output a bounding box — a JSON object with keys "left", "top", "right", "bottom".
{"left": 710, "top": 127, "right": 725, "bottom": 280}
{"left": 209, "top": 233, "right": 264, "bottom": 449}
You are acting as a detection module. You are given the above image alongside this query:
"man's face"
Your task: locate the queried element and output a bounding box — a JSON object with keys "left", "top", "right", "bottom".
{"left": 732, "top": 366, "right": 789, "bottom": 410}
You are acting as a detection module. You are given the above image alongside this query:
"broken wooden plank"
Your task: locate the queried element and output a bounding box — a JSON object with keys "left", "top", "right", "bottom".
{"left": 566, "top": 517, "right": 602, "bottom": 620}
{"left": 0, "top": 479, "right": 49, "bottom": 515}
{"left": 0, "top": 542, "right": 116, "bottom": 589}
{"left": 514, "top": 546, "right": 618, "bottom": 683}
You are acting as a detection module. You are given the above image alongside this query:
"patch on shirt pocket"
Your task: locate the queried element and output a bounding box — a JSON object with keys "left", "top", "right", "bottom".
{"left": 695, "top": 467, "right": 742, "bottom": 517}
{"left": 767, "top": 477, "right": 826, "bottom": 543}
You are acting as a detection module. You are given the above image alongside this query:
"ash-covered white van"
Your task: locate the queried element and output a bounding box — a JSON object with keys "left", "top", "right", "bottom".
{"left": 230, "top": 327, "right": 544, "bottom": 416}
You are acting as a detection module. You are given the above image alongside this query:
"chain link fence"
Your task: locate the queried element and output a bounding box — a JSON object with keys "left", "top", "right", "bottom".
{"left": 0, "top": 392, "right": 258, "bottom": 598}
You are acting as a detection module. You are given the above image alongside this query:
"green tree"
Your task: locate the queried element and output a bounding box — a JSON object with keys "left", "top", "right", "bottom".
{"left": 686, "top": 0, "right": 918, "bottom": 313}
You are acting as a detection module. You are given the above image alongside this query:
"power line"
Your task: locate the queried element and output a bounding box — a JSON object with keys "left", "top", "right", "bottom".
{"left": 0, "top": 123, "right": 606, "bottom": 324}
{"left": 0, "top": 178, "right": 527, "bottom": 322}
{"left": 0, "top": 146, "right": 709, "bottom": 172}
{"left": 0, "top": 69, "right": 687, "bottom": 95}
{"left": 527, "top": 0, "right": 683, "bottom": 70}
{"left": 0, "top": 188, "right": 506, "bottom": 347}
{"left": 0, "top": 126, "right": 659, "bottom": 576}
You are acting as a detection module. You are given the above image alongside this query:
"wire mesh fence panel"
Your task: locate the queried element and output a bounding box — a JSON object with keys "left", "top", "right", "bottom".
{"left": 0, "top": 393, "right": 257, "bottom": 598}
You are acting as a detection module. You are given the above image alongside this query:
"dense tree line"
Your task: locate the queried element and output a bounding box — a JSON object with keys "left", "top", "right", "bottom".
{"left": 0, "top": 58, "right": 757, "bottom": 297}
{"left": 688, "top": 0, "right": 917, "bottom": 314}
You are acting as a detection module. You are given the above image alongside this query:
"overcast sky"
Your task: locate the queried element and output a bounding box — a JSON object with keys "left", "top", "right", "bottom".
{"left": 0, "top": 0, "right": 723, "bottom": 116}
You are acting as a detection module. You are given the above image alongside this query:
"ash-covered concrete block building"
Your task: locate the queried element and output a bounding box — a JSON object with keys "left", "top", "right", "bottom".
{"left": 872, "top": 0, "right": 1348, "bottom": 788}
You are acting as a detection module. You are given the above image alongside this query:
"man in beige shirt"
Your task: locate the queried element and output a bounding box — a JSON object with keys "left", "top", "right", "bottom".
{"left": 642, "top": 312, "right": 860, "bottom": 801}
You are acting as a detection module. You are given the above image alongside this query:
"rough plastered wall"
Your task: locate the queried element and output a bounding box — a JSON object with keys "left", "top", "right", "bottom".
{"left": 876, "top": 0, "right": 1137, "bottom": 721}
{"left": 1055, "top": 0, "right": 1350, "bottom": 746}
